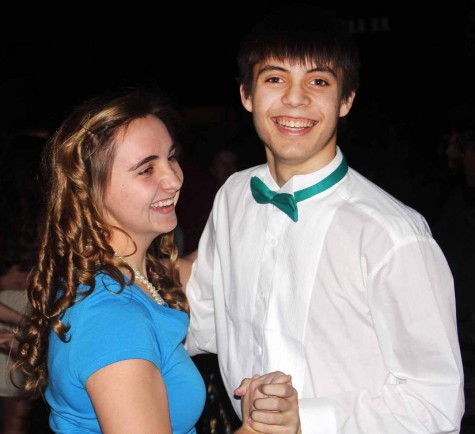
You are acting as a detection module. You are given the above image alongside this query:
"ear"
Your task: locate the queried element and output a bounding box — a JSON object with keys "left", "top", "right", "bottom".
{"left": 339, "top": 91, "right": 356, "bottom": 118}
{"left": 240, "top": 84, "right": 253, "bottom": 113}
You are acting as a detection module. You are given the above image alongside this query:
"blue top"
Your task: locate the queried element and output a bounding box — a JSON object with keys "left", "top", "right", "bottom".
{"left": 46, "top": 273, "right": 206, "bottom": 433}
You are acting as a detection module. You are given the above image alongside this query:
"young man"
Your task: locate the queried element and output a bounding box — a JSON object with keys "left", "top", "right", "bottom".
{"left": 185, "top": 8, "right": 464, "bottom": 433}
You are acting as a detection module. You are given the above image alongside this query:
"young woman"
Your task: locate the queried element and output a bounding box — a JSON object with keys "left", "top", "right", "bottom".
{"left": 12, "top": 88, "right": 298, "bottom": 433}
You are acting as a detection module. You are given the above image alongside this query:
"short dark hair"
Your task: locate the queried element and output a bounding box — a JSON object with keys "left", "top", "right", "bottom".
{"left": 237, "top": 6, "right": 360, "bottom": 102}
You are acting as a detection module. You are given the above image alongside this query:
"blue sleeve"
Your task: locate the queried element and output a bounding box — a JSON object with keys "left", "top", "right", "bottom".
{"left": 67, "top": 290, "right": 161, "bottom": 385}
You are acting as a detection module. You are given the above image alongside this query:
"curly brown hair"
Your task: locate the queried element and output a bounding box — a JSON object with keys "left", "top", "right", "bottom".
{"left": 12, "top": 87, "right": 189, "bottom": 394}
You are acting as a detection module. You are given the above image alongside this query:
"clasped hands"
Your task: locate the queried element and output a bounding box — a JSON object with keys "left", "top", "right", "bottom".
{"left": 234, "top": 371, "right": 301, "bottom": 434}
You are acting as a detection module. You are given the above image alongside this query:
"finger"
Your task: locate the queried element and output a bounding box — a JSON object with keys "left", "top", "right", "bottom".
{"left": 235, "top": 373, "right": 264, "bottom": 396}
{"left": 249, "top": 414, "right": 300, "bottom": 434}
{"left": 252, "top": 408, "right": 284, "bottom": 425}
{"left": 269, "top": 373, "right": 292, "bottom": 384}
{"left": 254, "top": 395, "right": 295, "bottom": 412}
{"left": 234, "top": 387, "right": 246, "bottom": 397}
{"left": 249, "top": 422, "right": 299, "bottom": 434}
{"left": 240, "top": 392, "right": 251, "bottom": 421}
{"left": 246, "top": 372, "right": 291, "bottom": 394}
{"left": 253, "top": 396, "right": 291, "bottom": 412}
{"left": 259, "top": 382, "right": 295, "bottom": 398}
{"left": 245, "top": 382, "right": 267, "bottom": 404}
{"left": 257, "top": 371, "right": 288, "bottom": 384}
{"left": 254, "top": 396, "right": 285, "bottom": 412}
{"left": 244, "top": 372, "right": 293, "bottom": 409}
{"left": 234, "top": 377, "right": 252, "bottom": 397}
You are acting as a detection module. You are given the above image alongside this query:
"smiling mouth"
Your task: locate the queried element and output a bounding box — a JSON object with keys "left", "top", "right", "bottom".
{"left": 151, "top": 198, "right": 174, "bottom": 209}
{"left": 273, "top": 117, "right": 317, "bottom": 129}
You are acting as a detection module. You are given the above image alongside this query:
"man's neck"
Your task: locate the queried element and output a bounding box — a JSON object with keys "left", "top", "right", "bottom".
{"left": 266, "top": 146, "right": 337, "bottom": 187}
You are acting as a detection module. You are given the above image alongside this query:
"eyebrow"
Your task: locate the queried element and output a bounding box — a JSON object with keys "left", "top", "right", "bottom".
{"left": 127, "top": 142, "right": 177, "bottom": 172}
{"left": 128, "top": 155, "right": 158, "bottom": 172}
{"left": 257, "top": 64, "right": 337, "bottom": 78}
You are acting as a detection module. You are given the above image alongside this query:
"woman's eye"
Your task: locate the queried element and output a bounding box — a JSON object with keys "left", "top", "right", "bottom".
{"left": 168, "top": 153, "right": 178, "bottom": 162}
{"left": 139, "top": 166, "right": 153, "bottom": 175}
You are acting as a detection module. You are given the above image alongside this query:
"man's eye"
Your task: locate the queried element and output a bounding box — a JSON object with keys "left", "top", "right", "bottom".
{"left": 266, "top": 77, "right": 283, "bottom": 83}
{"left": 311, "top": 79, "right": 328, "bottom": 86}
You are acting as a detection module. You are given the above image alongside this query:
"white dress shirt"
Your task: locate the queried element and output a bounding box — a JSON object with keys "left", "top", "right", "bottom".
{"left": 185, "top": 147, "right": 465, "bottom": 433}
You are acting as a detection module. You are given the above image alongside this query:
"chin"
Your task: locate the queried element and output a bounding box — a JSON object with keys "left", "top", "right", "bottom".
{"left": 159, "top": 219, "right": 178, "bottom": 235}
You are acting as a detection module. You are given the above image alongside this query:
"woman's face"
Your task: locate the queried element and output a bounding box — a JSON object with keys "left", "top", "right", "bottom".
{"left": 102, "top": 114, "right": 183, "bottom": 248}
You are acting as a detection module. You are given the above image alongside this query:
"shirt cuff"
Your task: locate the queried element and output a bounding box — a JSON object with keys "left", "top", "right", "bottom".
{"left": 299, "top": 397, "right": 337, "bottom": 434}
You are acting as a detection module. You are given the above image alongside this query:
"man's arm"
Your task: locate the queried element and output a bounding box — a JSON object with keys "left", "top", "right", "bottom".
{"left": 295, "top": 238, "right": 464, "bottom": 434}
{"left": 184, "top": 213, "right": 218, "bottom": 356}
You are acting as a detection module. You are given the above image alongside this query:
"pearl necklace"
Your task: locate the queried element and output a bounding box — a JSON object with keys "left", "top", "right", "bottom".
{"left": 115, "top": 254, "right": 166, "bottom": 306}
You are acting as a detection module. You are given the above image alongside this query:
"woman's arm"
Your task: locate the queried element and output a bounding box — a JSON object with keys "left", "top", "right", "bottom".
{"left": 178, "top": 249, "right": 198, "bottom": 288}
{"left": 87, "top": 359, "right": 172, "bottom": 434}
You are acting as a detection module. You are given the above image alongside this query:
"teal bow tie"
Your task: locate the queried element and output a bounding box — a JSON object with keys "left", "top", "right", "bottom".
{"left": 250, "top": 155, "right": 348, "bottom": 222}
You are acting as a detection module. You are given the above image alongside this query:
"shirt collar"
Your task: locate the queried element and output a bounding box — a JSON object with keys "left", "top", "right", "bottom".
{"left": 262, "top": 147, "right": 344, "bottom": 195}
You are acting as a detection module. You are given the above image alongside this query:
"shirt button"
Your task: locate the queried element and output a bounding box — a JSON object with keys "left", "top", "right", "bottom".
{"left": 270, "top": 238, "right": 278, "bottom": 246}
{"left": 256, "top": 346, "right": 262, "bottom": 355}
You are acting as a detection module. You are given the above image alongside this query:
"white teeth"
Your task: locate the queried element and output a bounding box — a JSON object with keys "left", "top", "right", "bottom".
{"left": 275, "top": 118, "right": 316, "bottom": 128}
{"left": 151, "top": 199, "right": 174, "bottom": 209}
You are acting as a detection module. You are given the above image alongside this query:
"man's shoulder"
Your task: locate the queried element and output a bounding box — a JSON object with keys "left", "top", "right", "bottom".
{"left": 345, "top": 168, "right": 431, "bottom": 238}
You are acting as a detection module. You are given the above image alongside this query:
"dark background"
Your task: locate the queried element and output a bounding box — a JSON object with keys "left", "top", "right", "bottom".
{"left": 2, "top": 2, "right": 475, "bottom": 433}
{"left": 3, "top": 0, "right": 475, "bottom": 274}
{"left": 2, "top": 1, "right": 474, "bottom": 132}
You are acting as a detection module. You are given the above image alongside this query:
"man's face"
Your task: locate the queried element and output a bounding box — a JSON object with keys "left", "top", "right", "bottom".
{"left": 240, "top": 57, "right": 354, "bottom": 178}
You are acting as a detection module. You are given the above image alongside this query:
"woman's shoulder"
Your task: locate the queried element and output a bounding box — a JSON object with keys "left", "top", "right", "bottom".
{"left": 73, "top": 273, "right": 144, "bottom": 316}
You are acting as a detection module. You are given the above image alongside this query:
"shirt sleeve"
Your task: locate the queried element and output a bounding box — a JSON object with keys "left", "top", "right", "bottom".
{"left": 68, "top": 293, "right": 161, "bottom": 385}
{"left": 299, "top": 237, "right": 465, "bottom": 434}
{"left": 185, "top": 208, "right": 218, "bottom": 356}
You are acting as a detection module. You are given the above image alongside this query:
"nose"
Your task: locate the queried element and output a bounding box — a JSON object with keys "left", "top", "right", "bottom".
{"left": 159, "top": 162, "right": 183, "bottom": 192}
{"left": 282, "top": 82, "right": 310, "bottom": 107}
